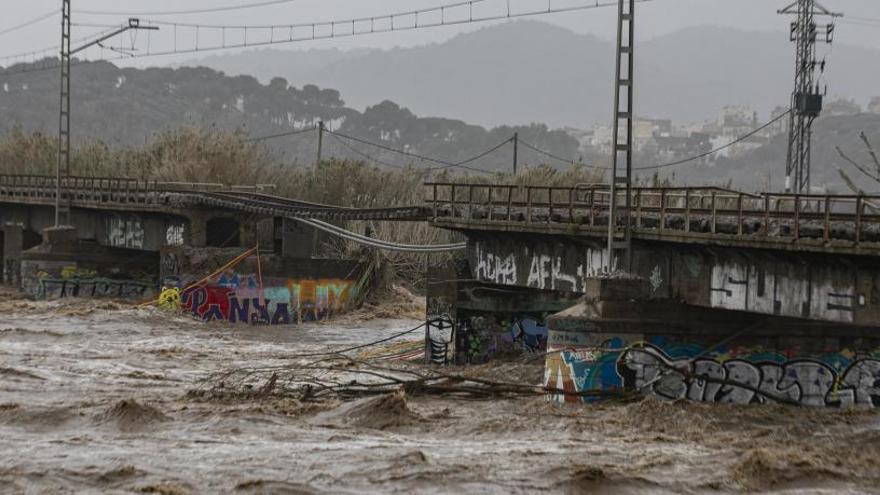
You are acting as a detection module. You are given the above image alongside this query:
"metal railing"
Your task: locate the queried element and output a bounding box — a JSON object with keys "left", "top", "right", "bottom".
{"left": 0, "top": 174, "right": 277, "bottom": 208}
{"left": 426, "top": 182, "right": 880, "bottom": 246}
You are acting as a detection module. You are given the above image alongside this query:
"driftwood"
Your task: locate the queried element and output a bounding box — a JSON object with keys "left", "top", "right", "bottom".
{"left": 195, "top": 355, "right": 638, "bottom": 403}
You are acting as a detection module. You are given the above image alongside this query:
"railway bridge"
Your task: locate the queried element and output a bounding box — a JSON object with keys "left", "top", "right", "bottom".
{"left": 2, "top": 174, "right": 880, "bottom": 406}
{"left": 424, "top": 181, "right": 880, "bottom": 407}
{"left": 0, "top": 174, "right": 427, "bottom": 310}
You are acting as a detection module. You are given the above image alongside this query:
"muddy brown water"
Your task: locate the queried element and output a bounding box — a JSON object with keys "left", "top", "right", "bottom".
{"left": 1, "top": 295, "right": 878, "bottom": 494}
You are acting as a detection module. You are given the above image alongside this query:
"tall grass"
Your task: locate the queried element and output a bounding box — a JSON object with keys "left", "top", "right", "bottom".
{"left": 0, "top": 127, "right": 603, "bottom": 290}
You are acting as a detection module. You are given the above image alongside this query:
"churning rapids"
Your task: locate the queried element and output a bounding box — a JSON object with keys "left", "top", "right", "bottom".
{"left": 1, "top": 291, "right": 879, "bottom": 494}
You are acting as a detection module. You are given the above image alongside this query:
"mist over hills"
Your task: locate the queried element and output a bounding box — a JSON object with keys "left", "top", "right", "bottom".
{"left": 192, "top": 21, "right": 880, "bottom": 128}
{"left": 0, "top": 61, "right": 579, "bottom": 171}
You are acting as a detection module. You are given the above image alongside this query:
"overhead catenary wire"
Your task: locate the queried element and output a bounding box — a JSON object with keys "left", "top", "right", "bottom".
{"left": 60, "top": 0, "right": 634, "bottom": 62}
{"left": 0, "top": 9, "right": 57, "bottom": 38}
{"left": 1, "top": 0, "right": 639, "bottom": 76}
{"left": 633, "top": 109, "right": 792, "bottom": 172}
{"left": 78, "top": 0, "right": 302, "bottom": 17}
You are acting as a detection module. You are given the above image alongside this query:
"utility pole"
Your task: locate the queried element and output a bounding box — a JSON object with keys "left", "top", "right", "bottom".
{"left": 779, "top": 0, "right": 841, "bottom": 194}
{"left": 54, "top": 8, "right": 158, "bottom": 227}
{"left": 512, "top": 132, "right": 518, "bottom": 175}
{"left": 55, "top": 0, "right": 71, "bottom": 227}
{"left": 316, "top": 120, "right": 324, "bottom": 168}
{"left": 606, "top": 0, "right": 635, "bottom": 273}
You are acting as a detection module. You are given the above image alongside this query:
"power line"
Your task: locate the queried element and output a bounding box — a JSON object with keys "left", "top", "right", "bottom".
{"left": 244, "top": 125, "right": 316, "bottom": 142}
{"left": 144, "top": 0, "right": 490, "bottom": 28}
{"left": 327, "top": 132, "right": 409, "bottom": 170}
{"left": 847, "top": 15, "right": 880, "bottom": 23}
{"left": 507, "top": 111, "right": 792, "bottom": 173}
{"left": 326, "top": 129, "right": 505, "bottom": 174}
{"left": 518, "top": 138, "right": 599, "bottom": 168}
{"left": 634, "top": 109, "right": 792, "bottom": 172}
{"left": 80, "top": 0, "right": 631, "bottom": 61}
{"left": 77, "top": 0, "right": 301, "bottom": 17}
{"left": 1, "top": 0, "right": 632, "bottom": 73}
{"left": 1, "top": 25, "right": 127, "bottom": 67}
{"left": 0, "top": 10, "right": 56, "bottom": 38}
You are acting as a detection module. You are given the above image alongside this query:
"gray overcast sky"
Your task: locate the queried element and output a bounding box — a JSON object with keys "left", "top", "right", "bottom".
{"left": 1, "top": 0, "right": 878, "bottom": 61}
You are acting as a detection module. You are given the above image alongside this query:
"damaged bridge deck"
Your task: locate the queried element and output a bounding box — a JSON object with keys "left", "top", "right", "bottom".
{"left": 0, "top": 174, "right": 429, "bottom": 221}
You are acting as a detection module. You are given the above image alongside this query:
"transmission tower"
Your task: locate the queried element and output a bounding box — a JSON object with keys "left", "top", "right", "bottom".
{"left": 606, "top": 0, "right": 635, "bottom": 273}
{"left": 779, "top": 0, "right": 840, "bottom": 194}
{"left": 55, "top": 0, "right": 71, "bottom": 226}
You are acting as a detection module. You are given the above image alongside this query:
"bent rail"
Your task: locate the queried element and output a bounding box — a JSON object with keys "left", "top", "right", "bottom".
{"left": 0, "top": 174, "right": 428, "bottom": 222}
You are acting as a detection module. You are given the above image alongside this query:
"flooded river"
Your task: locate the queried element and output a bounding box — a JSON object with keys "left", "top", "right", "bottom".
{"left": 1, "top": 292, "right": 878, "bottom": 494}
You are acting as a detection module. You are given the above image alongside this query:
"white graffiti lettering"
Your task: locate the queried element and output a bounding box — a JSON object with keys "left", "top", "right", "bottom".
{"left": 619, "top": 346, "right": 880, "bottom": 407}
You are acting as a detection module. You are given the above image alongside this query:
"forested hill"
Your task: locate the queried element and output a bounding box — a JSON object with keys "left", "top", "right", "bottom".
{"left": 0, "top": 61, "right": 579, "bottom": 171}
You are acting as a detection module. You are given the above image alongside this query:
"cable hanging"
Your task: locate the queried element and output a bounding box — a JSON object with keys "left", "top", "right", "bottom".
{"left": 1, "top": 0, "right": 640, "bottom": 75}
{"left": 65, "top": 0, "right": 631, "bottom": 63}
{"left": 634, "top": 109, "right": 792, "bottom": 172}
{"left": 244, "top": 125, "right": 317, "bottom": 143}
{"left": 295, "top": 217, "right": 467, "bottom": 252}
{"left": 327, "top": 133, "right": 409, "bottom": 170}
{"left": 78, "top": 0, "right": 302, "bottom": 17}
{"left": 0, "top": 10, "right": 57, "bottom": 38}
{"left": 518, "top": 138, "right": 599, "bottom": 168}
{"left": 326, "top": 129, "right": 507, "bottom": 174}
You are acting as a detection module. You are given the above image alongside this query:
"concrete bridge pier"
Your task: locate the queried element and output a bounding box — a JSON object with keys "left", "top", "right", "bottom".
{"left": 544, "top": 277, "right": 880, "bottom": 408}
{"left": 2, "top": 222, "right": 24, "bottom": 286}
{"left": 280, "top": 218, "right": 317, "bottom": 259}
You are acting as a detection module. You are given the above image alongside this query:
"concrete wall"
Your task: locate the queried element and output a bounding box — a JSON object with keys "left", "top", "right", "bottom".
{"left": 467, "top": 232, "right": 880, "bottom": 326}
{"left": 544, "top": 323, "right": 880, "bottom": 408}
{"left": 0, "top": 204, "right": 191, "bottom": 252}
{"left": 159, "top": 247, "right": 361, "bottom": 325}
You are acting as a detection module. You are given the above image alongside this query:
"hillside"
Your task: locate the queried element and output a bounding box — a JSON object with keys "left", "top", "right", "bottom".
{"left": 0, "top": 61, "right": 579, "bottom": 171}
{"left": 659, "top": 114, "right": 880, "bottom": 193}
{"left": 192, "top": 21, "right": 880, "bottom": 128}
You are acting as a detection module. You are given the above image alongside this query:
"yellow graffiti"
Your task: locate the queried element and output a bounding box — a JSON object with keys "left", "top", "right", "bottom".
{"left": 60, "top": 266, "right": 97, "bottom": 280}
{"left": 158, "top": 287, "right": 182, "bottom": 311}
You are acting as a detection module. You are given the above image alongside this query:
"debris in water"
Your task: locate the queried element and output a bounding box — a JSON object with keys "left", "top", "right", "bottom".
{"left": 97, "top": 399, "right": 169, "bottom": 431}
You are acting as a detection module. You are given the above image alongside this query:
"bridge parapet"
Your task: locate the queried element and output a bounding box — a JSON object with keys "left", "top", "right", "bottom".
{"left": 426, "top": 182, "right": 880, "bottom": 255}
{"left": 0, "top": 174, "right": 277, "bottom": 210}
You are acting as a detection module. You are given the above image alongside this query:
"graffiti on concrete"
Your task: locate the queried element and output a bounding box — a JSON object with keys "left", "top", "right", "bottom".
{"left": 30, "top": 264, "right": 152, "bottom": 300}
{"left": 158, "top": 287, "right": 182, "bottom": 311}
{"left": 545, "top": 334, "right": 880, "bottom": 407}
{"left": 473, "top": 236, "right": 869, "bottom": 324}
{"left": 165, "top": 224, "right": 185, "bottom": 246}
{"left": 108, "top": 214, "right": 145, "bottom": 249}
{"left": 474, "top": 241, "right": 607, "bottom": 292}
{"left": 620, "top": 346, "right": 880, "bottom": 407}
{"left": 506, "top": 318, "right": 548, "bottom": 353}
{"left": 455, "top": 315, "right": 548, "bottom": 364}
{"left": 426, "top": 314, "right": 454, "bottom": 365}
{"left": 38, "top": 277, "right": 152, "bottom": 300}
{"left": 710, "top": 261, "right": 861, "bottom": 323}
{"left": 180, "top": 275, "right": 355, "bottom": 324}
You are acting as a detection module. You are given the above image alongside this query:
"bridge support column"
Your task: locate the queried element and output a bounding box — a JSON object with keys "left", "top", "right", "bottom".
{"left": 42, "top": 225, "right": 78, "bottom": 250}
{"left": 239, "top": 216, "right": 258, "bottom": 249}
{"left": 2, "top": 223, "right": 24, "bottom": 287}
{"left": 280, "top": 218, "right": 317, "bottom": 259}
{"left": 187, "top": 214, "right": 207, "bottom": 248}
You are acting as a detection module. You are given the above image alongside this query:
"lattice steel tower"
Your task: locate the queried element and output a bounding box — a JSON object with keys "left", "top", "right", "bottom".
{"left": 779, "top": 0, "right": 840, "bottom": 194}
{"left": 606, "top": 0, "right": 635, "bottom": 273}
{"left": 56, "top": 0, "right": 72, "bottom": 226}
